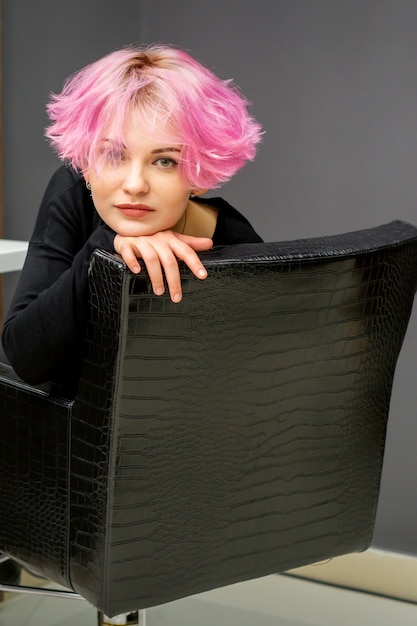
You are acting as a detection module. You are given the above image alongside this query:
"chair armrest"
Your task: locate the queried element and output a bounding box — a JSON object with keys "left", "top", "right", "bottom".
{"left": 0, "top": 363, "right": 74, "bottom": 587}
{"left": 0, "top": 362, "right": 53, "bottom": 397}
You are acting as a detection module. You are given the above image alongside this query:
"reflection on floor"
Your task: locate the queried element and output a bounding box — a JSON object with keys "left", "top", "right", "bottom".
{"left": 2, "top": 572, "right": 417, "bottom": 626}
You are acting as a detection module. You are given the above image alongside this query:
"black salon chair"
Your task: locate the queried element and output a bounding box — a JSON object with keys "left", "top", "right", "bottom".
{"left": 1, "top": 220, "right": 417, "bottom": 624}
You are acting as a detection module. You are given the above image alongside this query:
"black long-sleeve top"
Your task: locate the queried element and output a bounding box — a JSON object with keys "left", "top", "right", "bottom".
{"left": 1, "top": 165, "right": 263, "bottom": 391}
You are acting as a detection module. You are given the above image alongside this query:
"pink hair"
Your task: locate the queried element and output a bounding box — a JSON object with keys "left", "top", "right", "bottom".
{"left": 45, "top": 44, "right": 262, "bottom": 189}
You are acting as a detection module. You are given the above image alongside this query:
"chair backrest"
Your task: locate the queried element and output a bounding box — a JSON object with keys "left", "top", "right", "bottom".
{"left": 1, "top": 220, "right": 417, "bottom": 617}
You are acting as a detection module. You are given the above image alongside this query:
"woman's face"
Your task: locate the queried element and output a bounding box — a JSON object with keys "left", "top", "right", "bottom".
{"left": 85, "top": 118, "right": 199, "bottom": 237}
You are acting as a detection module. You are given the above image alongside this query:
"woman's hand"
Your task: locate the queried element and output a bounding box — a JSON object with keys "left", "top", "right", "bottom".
{"left": 114, "top": 230, "right": 213, "bottom": 302}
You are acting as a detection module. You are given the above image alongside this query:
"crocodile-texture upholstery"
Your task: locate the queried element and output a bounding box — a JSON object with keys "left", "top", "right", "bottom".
{"left": 1, "top": 220, "right": 417, "bottom": 616}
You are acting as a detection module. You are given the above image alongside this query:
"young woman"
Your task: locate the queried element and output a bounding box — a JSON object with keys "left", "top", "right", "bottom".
{"left": 1, "top": 44, "right": 263, "bottom": 392}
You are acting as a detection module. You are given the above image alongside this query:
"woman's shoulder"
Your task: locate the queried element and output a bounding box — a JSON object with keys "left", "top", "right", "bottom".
{"left": 41, "top": 164, "right": 87, "bottom": 204}
{"left": 31, "top": 165, "right": 98, "bottom": 245}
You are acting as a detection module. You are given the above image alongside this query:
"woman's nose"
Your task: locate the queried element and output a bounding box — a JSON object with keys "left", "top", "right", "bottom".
{"left": 122, "top": 164, "right": 150, "bottom": 195}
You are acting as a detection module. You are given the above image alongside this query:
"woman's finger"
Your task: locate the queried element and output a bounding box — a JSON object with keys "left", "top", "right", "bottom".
{"left": 114, "top": 237, "right": 141, "bottom": 274}
{"left": 134, "top": 239, "right": 167, "bottom": 297}
{"left": 174, "top": 234, "right": 214, "bottom": 251}
{"left": 167, "top": 236, "right": 209, "bottom": 281}
{"left": 140, "top": 233, "right": 209, "bottom": 301}
{"left": 146, "top": 242, "right": 184, "bottom": 302}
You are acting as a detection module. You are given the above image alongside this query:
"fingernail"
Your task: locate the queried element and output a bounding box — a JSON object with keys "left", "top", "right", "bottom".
{"left": 198, "top": 268, "right": 207, "bottom": 277}
{"left": 155, "top": 287, "right": 164, "bottom": 296}
{"left": 173, "top": 293, "right": 182, "bottom": 303}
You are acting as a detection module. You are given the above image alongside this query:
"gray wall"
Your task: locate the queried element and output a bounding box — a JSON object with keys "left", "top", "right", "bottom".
{"left": 2, "top": 0, "right": 417, "bottom": 554}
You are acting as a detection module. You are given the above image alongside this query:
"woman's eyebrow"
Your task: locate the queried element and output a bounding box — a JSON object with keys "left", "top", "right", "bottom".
{"left": 151, "top": 147, "right": 181, "bottom": 154}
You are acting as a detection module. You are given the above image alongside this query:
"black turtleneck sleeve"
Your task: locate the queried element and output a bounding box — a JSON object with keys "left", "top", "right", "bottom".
{"left": 1, "top": 166, "right": 116, "bottom": 389}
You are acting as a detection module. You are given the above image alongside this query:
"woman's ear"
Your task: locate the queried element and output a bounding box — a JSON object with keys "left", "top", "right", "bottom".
{"left": 190, "top": 188, "right": 208, "bottom": 198}
{"left": 83, "top": 176, "right": 92, "bottom": 192}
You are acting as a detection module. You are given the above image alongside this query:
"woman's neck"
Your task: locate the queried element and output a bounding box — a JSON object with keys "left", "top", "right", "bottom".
{"left": 181, "top": 199, "right": 218, "bottom": 239}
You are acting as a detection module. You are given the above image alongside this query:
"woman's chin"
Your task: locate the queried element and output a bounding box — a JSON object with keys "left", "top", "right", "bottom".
{"left": 115, "top": 225, "right": 156, "bottom": 238}
{"left": 114, "top": 224, "right": 177, "bottom": 238}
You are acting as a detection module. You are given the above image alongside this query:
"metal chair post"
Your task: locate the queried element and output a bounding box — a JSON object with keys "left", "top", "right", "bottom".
{"left": 98, "top": 611, "right": 141, "bottom": 625}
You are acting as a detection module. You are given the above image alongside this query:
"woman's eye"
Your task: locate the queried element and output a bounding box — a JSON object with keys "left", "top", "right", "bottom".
{"left": 154, "top": 157, "right": 178, "bottom": 168}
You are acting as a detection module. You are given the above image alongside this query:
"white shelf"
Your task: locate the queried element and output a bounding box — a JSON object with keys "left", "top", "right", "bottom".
{"left": 0, "top": 239, "right": 28, "bottom": 273}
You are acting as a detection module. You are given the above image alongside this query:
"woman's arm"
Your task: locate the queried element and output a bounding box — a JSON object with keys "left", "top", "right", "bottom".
{"left": 1, "top": 166, "right": 115, "bottom": 387}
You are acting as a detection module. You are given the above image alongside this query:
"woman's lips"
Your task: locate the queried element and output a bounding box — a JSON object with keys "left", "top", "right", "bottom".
{"left": 115, "top": 204, "right": 154, "bottom": 217}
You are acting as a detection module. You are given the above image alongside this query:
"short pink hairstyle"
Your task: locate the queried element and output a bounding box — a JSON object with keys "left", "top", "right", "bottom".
{"left": 45, "top": 44, "right": 262, "bottom": 189}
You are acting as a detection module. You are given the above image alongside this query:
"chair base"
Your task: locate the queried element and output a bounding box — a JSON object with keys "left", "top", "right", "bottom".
{"left": 0, "top": 580, "right": 142, "bottom": 624}
{"left": 98, "top": 611, "right": 141, "bottom": 625}
{"left": 0, "top": 581, "right": 82, "bottom": 599}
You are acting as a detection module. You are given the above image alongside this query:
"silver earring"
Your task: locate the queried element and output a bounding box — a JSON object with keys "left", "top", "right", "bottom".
{"left": 190, "top": 192, "right": 196, "bottom": 198}
{"left": 86, "top": 181, "right": 91, "bottom": 191}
